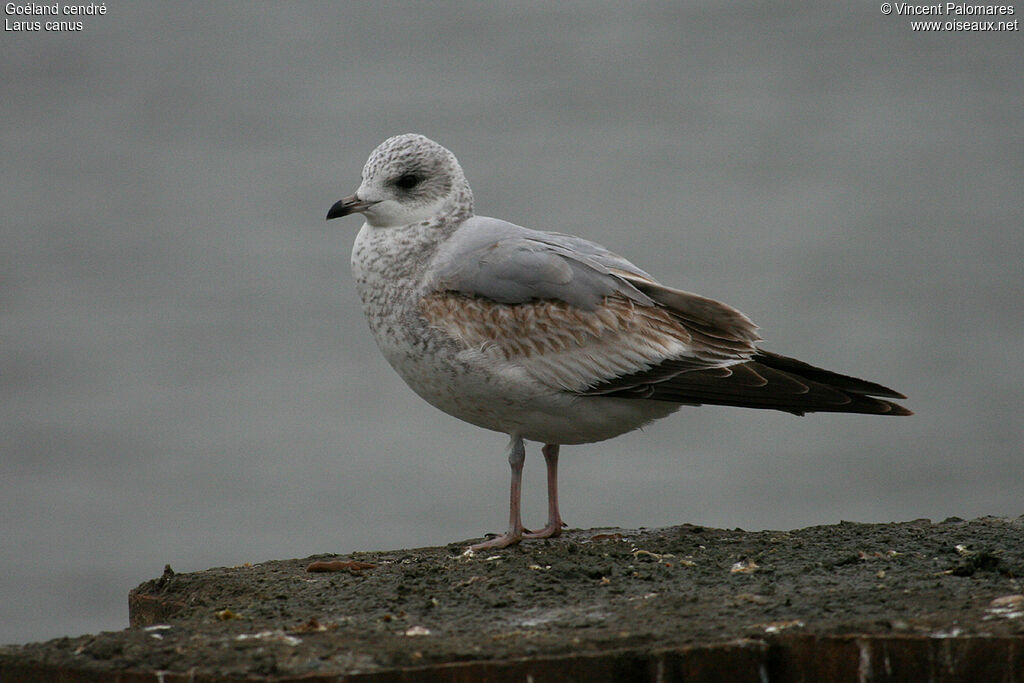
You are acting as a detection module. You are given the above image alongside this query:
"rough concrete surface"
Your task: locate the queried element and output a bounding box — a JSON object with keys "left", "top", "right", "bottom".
{"left": 3, "top": 517, "right": 1024, "bottom": 681}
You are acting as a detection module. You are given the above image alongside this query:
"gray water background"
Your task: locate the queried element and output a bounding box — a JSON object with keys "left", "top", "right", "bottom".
{"left": 2, "top": 3, "right": 1021, "bottom": 644}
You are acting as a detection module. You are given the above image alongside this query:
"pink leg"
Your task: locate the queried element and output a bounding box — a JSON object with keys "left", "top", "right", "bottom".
{"left": 469, "top": 436, "right": 527, "bottom": 551}
{"left": 523, "top": 444, "right": 566, "bottom": 539}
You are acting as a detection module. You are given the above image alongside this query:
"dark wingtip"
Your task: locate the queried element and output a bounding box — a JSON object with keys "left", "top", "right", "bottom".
{"left": 871, "top": 387, "right": 908, "bottom": 400}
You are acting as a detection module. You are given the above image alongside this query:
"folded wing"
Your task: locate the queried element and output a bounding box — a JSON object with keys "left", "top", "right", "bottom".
{"left": 422, "top": 217, "right": 909, "bottom": 415}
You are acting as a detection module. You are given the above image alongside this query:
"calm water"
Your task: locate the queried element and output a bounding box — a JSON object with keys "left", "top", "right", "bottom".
{"left": 2, "top": 3, "right": 1021, "bottom": 644}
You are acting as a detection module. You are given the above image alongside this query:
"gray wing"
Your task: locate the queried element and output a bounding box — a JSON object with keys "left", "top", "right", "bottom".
{"left": 422, "top": 217, "right": 761, "bottom": 391}
{"left": 426, "top": 217, "right": 657, "bottom": 310}
{"left": 428, "top": 216, "right": 758, "bottom": 346}
{"left": 421, "top": 217, "right": 909, "bottom": 415}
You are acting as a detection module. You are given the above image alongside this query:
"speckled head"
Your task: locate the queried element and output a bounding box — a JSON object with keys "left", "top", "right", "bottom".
{"left": 327, "top": 134, "right": 474, "bottom": 228}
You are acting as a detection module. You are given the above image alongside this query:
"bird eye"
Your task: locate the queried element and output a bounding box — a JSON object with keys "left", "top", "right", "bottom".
{"left": 395, "top": 173, "right": 421, "bottom": 190}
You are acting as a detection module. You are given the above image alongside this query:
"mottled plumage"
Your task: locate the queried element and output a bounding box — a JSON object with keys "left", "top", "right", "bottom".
{"left": 327, "top": 134, "right": 911, "bottom": 551}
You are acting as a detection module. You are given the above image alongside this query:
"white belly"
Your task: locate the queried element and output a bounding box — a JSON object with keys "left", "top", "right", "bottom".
{"left": 377, "top": 333, "right": 680, "bottom": 444}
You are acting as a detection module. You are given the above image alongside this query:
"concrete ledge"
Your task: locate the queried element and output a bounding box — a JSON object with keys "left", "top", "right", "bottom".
{"left": 3, "top": 517, "right": 1023, "bottom": 681}
{"left": 2, "top": 635, "right": 1023, "bottom": 682}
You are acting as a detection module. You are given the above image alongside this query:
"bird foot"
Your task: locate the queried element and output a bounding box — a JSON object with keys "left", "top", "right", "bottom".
{"left": 467, "top": 529, "right": 523, "bottom": 552}
{"left": 523, "top": 520, "right": 566, "bottom": 540}
{"left": 467, "top": 520, "right": 567, "bottom": 552}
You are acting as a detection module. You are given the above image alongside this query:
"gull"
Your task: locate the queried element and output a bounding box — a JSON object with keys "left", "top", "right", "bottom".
{"left": 326, "top": 134, "right": 911, "bottom": 551}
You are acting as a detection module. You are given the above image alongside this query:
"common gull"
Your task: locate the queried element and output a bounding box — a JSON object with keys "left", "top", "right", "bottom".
{"left": 327, "top": 134, "right": 911, "bottom": 551}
